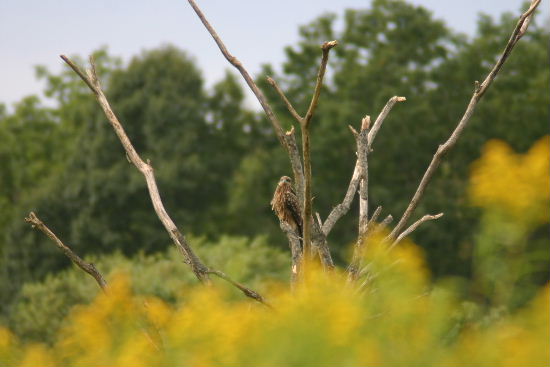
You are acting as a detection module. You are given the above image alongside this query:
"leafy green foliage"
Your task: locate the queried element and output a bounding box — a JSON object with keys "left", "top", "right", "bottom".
{"left": 8, "top": 235, "right": 288, "bottom": 343}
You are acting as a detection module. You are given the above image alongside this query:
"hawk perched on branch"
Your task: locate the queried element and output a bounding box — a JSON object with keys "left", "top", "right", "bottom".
{"left": 271, "top": 176, "right": 302, "bottom": 237}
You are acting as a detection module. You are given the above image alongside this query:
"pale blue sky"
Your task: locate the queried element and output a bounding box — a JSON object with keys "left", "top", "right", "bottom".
{"left": 0, "top": 0, "right": 541, "bottom": 109}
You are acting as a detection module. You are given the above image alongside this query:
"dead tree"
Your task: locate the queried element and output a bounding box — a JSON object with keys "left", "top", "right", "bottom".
{"left": 26, "top": 0, "right": 541, "bottom": 295}
{"left": 187, "top": 0, "right": 541, "bottom": 281}
{"left": 26, "top": 54, "right": 269, "bottom": 307}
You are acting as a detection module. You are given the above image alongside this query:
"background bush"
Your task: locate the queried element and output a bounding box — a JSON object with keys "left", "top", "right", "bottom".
{"left": 8, "top": 235, "right": 288, "bottom": 343}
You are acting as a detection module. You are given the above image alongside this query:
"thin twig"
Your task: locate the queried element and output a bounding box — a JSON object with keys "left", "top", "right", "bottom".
{"left": 25, "top": 212, "right": 107, "bottom": 291}
{"left": 267, "top": 76, "right": 302, "bottom": 122}
{"left": 61, "top": 55, "right": 266, "bottom": 305}
{"left": 367, "top": 96, "right": 406, "bottom": 152}
{"left": 304, "top": 40, "right": 338, "bottom": 127}
{"left": 315, "top": 212, "right": 323, "bottom": 228}
{"left": 381, "top": 215, "right": 393, "bottom": 227}
{"left": 348, "top": 124, "right": 359, "bottom": 139}
{"left": 207, "top": 270, "right": 271, "bottom": 307}
{"left": 390, "top": 213, "right": 443, "bottom": 249}
{"left": 25, "top": 212, "right": 164, "bottom": 350}
{"left": 388, "top": 0, "right": 541, "bottom": 239}
{"left": 369, "top": 206, "right": 383, "bottom": 226}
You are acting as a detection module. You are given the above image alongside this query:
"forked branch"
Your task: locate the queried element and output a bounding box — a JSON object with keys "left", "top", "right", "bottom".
{"left": 61, "top": 54, "right": 209, "bottom": 282}
{"left": 279, "top": 221, "right": 302, "bottom": 286}
{"left": 390, "top": 213, "right": 443, "bottom": 249}
{"left": 268, "top": 72, "right": 337, "bottom": 268}
{"left": 60, "top": 55, "right": 267, "bottom": 306}
{"left": 388, "top": 0, "right": 541, "bottom": 240}
{"left": 25, "top": 212, "right": 107, "bottom": 291}
{"left": 323, "top": 95, "right": 404, "bottom": 237}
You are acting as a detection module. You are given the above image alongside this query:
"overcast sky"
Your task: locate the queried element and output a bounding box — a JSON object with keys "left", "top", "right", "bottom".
{"left": 0, "top": 0, "right": 541, "bottom": 110}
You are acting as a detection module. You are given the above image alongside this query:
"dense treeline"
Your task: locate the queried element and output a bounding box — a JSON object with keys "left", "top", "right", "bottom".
{"left": 0, "top": 0, "right": 548, "bottom": 326}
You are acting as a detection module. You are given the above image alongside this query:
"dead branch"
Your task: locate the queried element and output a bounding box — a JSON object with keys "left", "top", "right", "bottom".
{"left": 61, "top": 55, "right": 267, "bottom": 306}
{"left": 369, "top": 206, "right": 383, "bottom": 225}
{"left": 304, "top": 41, "right": 338, "bottom": 126}
{"left": 301, "top": 40, "right": 338, "bottom": 258}
{"left": 284, "top": 127, "right": 305, "bottom": 202}
{"left": 267, "top": 77, "right": 302, "bottom": 123}
{"left": 347, "top": 205, "right": 382, "bottom": 281}
{"left": 322, "top": 165, "right": 360, "bottom": 236}
{"left": 187, "top": 0, "right": 305, "bottom": 198}
{"left": 322, "top": 116, "right": 369, "bottom": 236}
{"left": 279, "top": 221, "right": 302, "bottom": 286}
{"left": 25, "top": 212, "right": 107, "bottom": 291}
{"left": 315, "top": 212, "right": 323, "bottom": 228}
{"left": 311, "top": 221, "right": 334, "bottom": 269}
{"left": 268, "top": 42, "right": 338, "bottom": 259}
{"left": 62, "top": 54, "right": 209, "bottom": 282}
{"left": 323, "top": 95, "right": 403, "bottom": 238}
{"left": 348, "top": 121, "right": 382, "bottom": 281}
{"left": 390, "top": 213, "right": 443, "bottom": 249}
{"left": 267, "top": 77, "right": 336, "bottom": 269}
{"left": 25, "top": 212, "right": 166, "bottom": 350}
{"left": 187, "top": 0, "right": 337, "bottom": 271}
{"left": 207, "top": 270, "right": 270, "bottom": 307}
{"left": 367, "top": 96, "right": 406, "bottom": 152}
{"left": 358, "top": 116, "right": 371, "bottom": 239}
{"left": 381, "top": 215, "right": 393, "bottom": 227}
{"left": 388, "top": 0, "right": 541, "bottom": 240}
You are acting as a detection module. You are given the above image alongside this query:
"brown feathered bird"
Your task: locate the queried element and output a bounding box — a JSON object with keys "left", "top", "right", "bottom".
{"left": 271, "top": 176, "right": 302, "bottom": 237}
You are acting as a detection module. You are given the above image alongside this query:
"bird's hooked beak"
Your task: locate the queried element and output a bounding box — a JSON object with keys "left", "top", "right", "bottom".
{"left": 279, "top": 176, "right": 292, "bottom": 185}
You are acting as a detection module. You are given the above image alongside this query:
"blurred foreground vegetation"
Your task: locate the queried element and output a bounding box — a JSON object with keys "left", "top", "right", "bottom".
{"left": 2, "top": 261, "right": 548, "bottom": 366}
{"left": 1, "top": 136, "right": 548, "bottom": 365}
{"left": 0, "top": 0, "right": 548, "bottom": 358}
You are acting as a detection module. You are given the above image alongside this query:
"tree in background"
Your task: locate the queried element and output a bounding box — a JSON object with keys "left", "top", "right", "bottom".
{"left": 0, "top": 46, "right": 266, "bottom": 315}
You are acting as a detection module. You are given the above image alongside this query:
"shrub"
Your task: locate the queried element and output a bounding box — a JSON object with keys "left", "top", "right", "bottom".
{"left": 8, "top": 235, "right": 288, "bottom": 343}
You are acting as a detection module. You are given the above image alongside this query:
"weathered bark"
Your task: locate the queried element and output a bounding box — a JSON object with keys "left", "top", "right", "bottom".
{"left": 61, "top": 55, "right": 268, "bottom": 306}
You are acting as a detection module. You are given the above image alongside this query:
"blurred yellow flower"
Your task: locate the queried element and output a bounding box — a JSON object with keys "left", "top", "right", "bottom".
{"left": 1, "top": 243, "right": 548, "bottom": 366}
{"left": 469, "top": 136, "right": 550, "bottom": 226}
{"left": 2, "top": 137, "right": 550, "bottom": 365}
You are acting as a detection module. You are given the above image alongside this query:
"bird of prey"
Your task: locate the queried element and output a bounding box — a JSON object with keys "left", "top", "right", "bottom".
{"left": 271, "top": 176, "right": 302, "bottom": 237}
